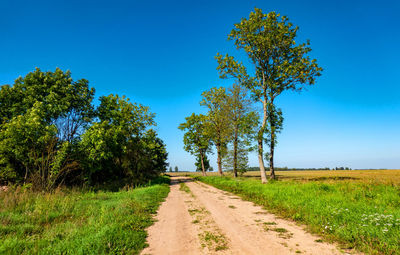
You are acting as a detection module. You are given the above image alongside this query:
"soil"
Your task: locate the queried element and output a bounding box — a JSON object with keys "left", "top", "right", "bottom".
{"left": 141, "top": 176, "right": 358, "bottom": 255}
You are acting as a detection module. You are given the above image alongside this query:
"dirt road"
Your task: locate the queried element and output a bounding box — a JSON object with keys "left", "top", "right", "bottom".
{"left": 141, "top": 177, "right": 355, "bottom": 255}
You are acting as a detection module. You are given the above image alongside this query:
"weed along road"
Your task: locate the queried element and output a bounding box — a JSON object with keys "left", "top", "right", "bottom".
{"left": 142, "top": 177, "right": 356, "bottom": 255}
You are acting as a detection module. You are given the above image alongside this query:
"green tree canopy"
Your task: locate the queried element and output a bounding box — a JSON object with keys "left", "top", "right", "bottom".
{"left": 0, "top": 69, "right": 168, "bottom": 188}
{"left": 200, "top": 87, "right": 232, "bottom": 176}
{"left": 216, "top": 8, "right": 322, "bottom": 182}
{"left": 226, "top": 84, "right": 258, "bottom": 177}
{"left": 80, "top": 94, "right": 166, "bottom": 185}
{"left": 0, "top": 68, "right": 95, "bottom": 188}
{"left": 195, "top": 154, "right": 210, "bottom": 172}
{"left": 178, "top": 113, "right": 212, "bottom": 176}
{"left": 0, "top": 67, "right": 95, "bottom": 142}
{"left": 222, "top": 142, "right": 249, "bottom": 176}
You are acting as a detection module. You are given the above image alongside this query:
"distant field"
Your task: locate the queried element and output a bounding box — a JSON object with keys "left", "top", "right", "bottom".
{"left": 0, "top": 177, "right": 170, "bottom": 255}
{"left": 168, "top": 169, "right": 400, "bottom": 185}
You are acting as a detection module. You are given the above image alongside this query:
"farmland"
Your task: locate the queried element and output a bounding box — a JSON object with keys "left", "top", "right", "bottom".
{"left": 169, "top": 169, "right": 400, "bottom": 185}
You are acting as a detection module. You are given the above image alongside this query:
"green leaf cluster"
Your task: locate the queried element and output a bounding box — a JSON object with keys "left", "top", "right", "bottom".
{"left": 216, "top": 8, "right": 322, "bottom": 181}
{"left": 178, "top": 113, "right": 212, "bottom": 175}
{"left": 0, "top": 68, "right": 168, "bottom": 189}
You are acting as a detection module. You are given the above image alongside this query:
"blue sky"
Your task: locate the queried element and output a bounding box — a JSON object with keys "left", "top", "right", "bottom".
{"left": 1, "top": 0, "right": 399, "bottom": 170}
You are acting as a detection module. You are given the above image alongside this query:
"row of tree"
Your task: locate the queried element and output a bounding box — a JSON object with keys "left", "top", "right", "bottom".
{"left": 169, "top": 166, "right": 179, "bottom": 172}
{"left": 179, "top": 8, "right": 322, "bottom": 183}
{"left": 247, "top": 167, "right": 352, "bottom": 171}
{"left": 0, "top": 68, "right": 168, "bottom": 190}
{"left": 178, "top": 85, "right": 256, "bottom": 177}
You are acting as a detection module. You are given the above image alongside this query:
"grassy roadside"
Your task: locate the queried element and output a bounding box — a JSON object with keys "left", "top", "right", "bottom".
{"left": 196, "top": 176, "right": 400, "bottom": 254}
{"left": 0, "top": 176, "right": 170, "bottom": 255}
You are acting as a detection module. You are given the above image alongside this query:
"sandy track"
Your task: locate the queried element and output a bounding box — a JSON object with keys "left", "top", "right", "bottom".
{"left": 142, "top": 177, "right": 356, "bottom": 255}
{"left": 141, "top": 177, "right": 202, "bottom": 255}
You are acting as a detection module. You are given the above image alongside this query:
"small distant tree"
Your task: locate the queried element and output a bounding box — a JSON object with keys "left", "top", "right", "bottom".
{"left": 169, "top": 167, "right": 172, "bottom": 172}
{"left": 178, "top": 113, "right": 212, "bottom": 176}
{"left": 175, "top": 166, "right": 178, "bottom": 172}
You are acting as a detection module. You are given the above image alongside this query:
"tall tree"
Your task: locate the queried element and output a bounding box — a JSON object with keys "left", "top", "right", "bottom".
{"left": 200, "top": 87, "right": 232, "bottom": 176}
{"left": 178, "top": 113, "right": 212, "bottom": 176}
{"left": 216, "top": 8, "right": 322, "bottom": 182}
{"left": 226, "top": 84, "right": 258, "bottom": 177}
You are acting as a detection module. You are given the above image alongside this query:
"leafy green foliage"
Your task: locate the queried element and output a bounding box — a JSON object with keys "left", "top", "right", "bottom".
{"left": 200, "top": 87, "right": 232, "bottom": 175}
{"left": 216, "top": 8, "right": 322, "bottom": 181}
{"left": 195, "top": 154, "right": 211, "bottom": 172}
{"left": 178, "top": 113, "right": 212, "bottom": 175}
{"left": 222, "top": 143, "right": 249, "bottom": 175}
{"left": 0, "top": 69, "right": 168, "bottom": 188}
{"left": 0, "top": 178, "right": 170, "bottom": 254}
{"left": 0, "top": 103, "right": 57, "bottom": 185}
{"left": 97, "top": 94, "right": 155, "bottom": 136}
{"left": 80, "top": 94, "right": 167, "bottom": 185}
{"left": 226, "top": 84, "right": 258, "bottom": 177}
{"left": 0, "top": 68, "right": 95, "bottom": 188}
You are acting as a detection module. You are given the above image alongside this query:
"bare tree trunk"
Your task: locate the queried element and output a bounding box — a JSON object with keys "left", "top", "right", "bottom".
{"left": 216, "top": 143, "right": 223, "bottom": 176}
{"left": 233, "top": 126, "right": 238, "bottom": 178}
{"left": 269, "top": 98, "right": 276, "bottom": 179}
{"left": 258, "top": 137, "right": 268, "bottom": 183}
{"left": 258, "top": 99, "right": 268, "bottom": 184}
{"left": 24, "top": 166, "right": 29, "bottom": 184}
{"left": 200, "top": 151, "right": 206, "bottom": 176}
{"left": 269, "top": 129, "right": 275, "bottom": 179}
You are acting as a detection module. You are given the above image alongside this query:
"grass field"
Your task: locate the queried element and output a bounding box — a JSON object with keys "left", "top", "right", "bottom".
{"left": 194, "top": 172, "right": 400, "bottom": 254}
{"left": 0, "top": 177, "right": 170, "bottom": 255}
{"left": 169, "top": 169, "right": 400, "bottom": 185}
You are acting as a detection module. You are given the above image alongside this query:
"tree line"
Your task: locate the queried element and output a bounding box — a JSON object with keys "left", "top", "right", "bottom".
{"left": 0, "top": 68, "right": 168, "bottom": 190}
{"left": 247, "top": 167, "right": 352, "bottom": 172}
{"left": 179, "top": 8, "right": 322, "bottom": 183}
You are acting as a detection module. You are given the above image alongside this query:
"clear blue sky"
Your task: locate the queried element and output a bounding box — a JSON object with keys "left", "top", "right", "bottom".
{"left": 1, "top": 0, "right": 399, "bottom": 170}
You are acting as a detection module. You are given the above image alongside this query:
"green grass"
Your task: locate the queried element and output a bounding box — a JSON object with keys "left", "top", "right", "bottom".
{"left": 196, "top": 176, "right": 400, "bottom": 254}
{"left": 179, "top": 182, "right": 191, "bottom": 193}
{"left": 0, "top": 176, "right": 170, "bottom": 255}
{"left": 198, "top": 231, "right": 228, "bottom": 251}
